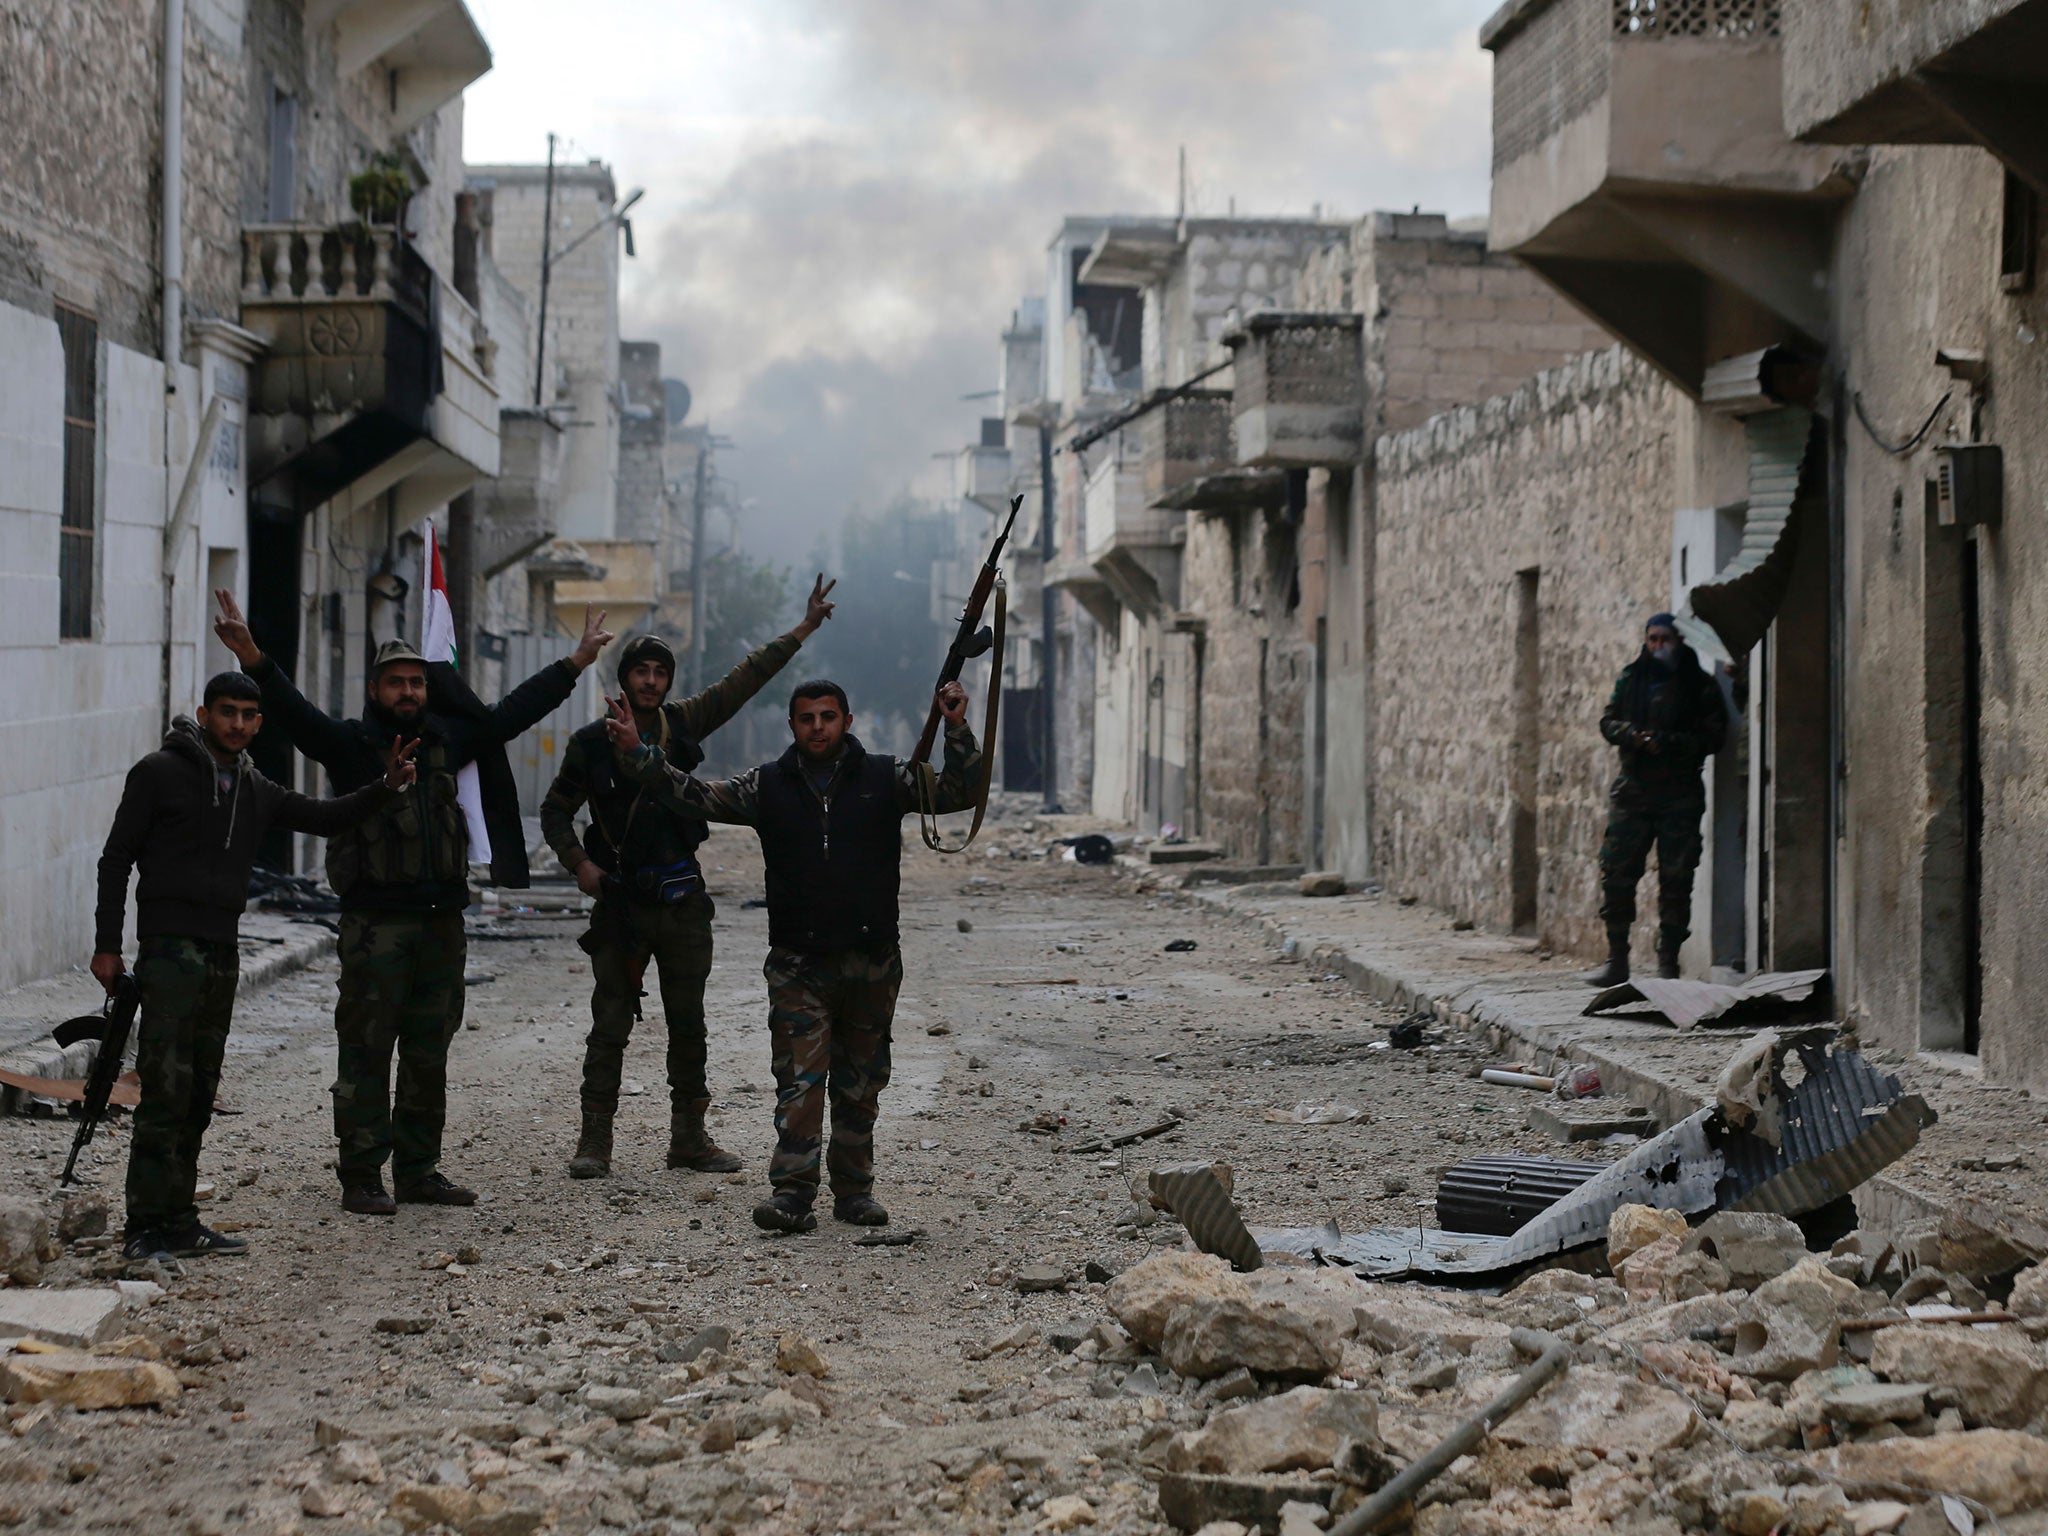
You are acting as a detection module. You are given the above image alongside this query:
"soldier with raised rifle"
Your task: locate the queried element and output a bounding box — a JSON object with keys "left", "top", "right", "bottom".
{"left": 541, "top": 575, "right": 838, "bottom": 1180}
{"left": 93, "top": 671, "right": 416, "bottom": 1261}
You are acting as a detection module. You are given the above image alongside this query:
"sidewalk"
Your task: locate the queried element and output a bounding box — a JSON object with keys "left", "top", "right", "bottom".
{"left": 1147, "top": 870, "right": 2046, "bottom": 1242}
{"left": 0, "top": 911, "right": 337, "bottom": 1083}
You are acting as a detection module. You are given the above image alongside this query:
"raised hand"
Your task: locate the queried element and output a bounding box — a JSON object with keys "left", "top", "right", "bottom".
{"left": 384, "top": 736, "right": 419, "bottom": 790}
{"left": 799, "top": 573, "right": 837, "bottom": 637}
{"left": 603, "top": 693, "right": 639, "bottom": 754}
{"left": 937, "top": 680, "right": 968, "bottom": 726}
{"left": 213, "top": 589, "right": 263, "bottom": 667}
{"left": 570, "top": 606, "right": 615, "bottom": 672}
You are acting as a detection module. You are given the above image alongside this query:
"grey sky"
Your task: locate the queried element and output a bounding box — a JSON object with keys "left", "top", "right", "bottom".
{"left": 463, "top": 0, "right": 1500, "bottom": 558}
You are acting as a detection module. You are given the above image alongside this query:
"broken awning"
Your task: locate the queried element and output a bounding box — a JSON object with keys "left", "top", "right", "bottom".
{"left": 1679, "top": 407, "right": 1821, "bottom": 665}
{"left": 1584, "top": 968, "right": 1828, "bottom": 1029}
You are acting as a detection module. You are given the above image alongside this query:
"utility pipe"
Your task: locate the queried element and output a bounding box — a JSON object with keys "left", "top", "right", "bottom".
{"left": 159, "top": 0, "right": 186, "bottom": 732}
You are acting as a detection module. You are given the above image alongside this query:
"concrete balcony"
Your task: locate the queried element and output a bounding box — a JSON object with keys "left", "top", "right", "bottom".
{"left": 469, "top": 409, "right": 563, "bottom": 577}
{"left": 1083, "top": 449, "right": 1181, "bottom": 619}
{"left": 240, "top": 222, "right": 500, "bottom": 517}
{"left": 1224, "top": 313, "right": 1365, "bottom": 468}
{"left": 314, "top": 0, "right": 493, "bottom": 134}
{"left": 1134, "top": 390, "right": 1234, "bottom": 503}
{"left": 1482, "top": 0, "right": 1857, "bottom": 392}
{"left": 1782, "top": 0, "right": 2048, "bottom": 193}
{"left": 955, "top": 442, "right": 1014, "bottom": 515}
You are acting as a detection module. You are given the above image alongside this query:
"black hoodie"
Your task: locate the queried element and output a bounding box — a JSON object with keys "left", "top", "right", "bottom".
{"left": 95, "top": 717, "right": 397, "bottom": 953}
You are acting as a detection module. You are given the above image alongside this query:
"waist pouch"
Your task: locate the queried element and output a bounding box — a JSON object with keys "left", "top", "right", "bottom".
{"left": 624, "top": 856, "right": 703, "bottom": 906}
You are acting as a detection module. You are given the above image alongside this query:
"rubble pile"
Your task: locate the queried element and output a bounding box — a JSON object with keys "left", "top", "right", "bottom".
{"left": 1042, "top": 1202, "right": 2048, "bottom": 1535}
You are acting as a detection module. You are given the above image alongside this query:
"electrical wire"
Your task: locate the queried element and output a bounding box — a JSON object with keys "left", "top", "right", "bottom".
{"left": 1851, "top": 388, "right": 1953, "bottom": 457}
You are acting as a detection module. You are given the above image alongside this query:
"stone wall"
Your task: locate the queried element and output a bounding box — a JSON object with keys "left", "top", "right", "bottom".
{"left": 1373, "top": 347, "right": 1679, "bottom": 954}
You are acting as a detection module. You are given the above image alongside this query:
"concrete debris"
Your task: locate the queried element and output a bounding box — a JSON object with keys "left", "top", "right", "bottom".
{"left": 1034, "top": 1494, "right": 1097, "bottom": 1530}
{"left": 1616, "top": 1232, "right": 1730, "bottom": 1302}
{"left": 2011, "top": 1262, "right": 2048, "bottom": 1317}
{"left": 1679, "top": 1210, "right": 1809, "bottom": 1289}
{"left": 0, "top": 1198, "right": 54, "bottom": 1286}
{"left": 1869, "top": 1323, "right": 2048, "bottom": 1429}
{"left": 0, "top": 1345, "right": 179, "bottom": 1408}
{"left": 1158, "top": 1295, "right": 1344, "bottom": 1382}
{"left": 1607, "top": 1203, "right": 1690, "bottom": 1269}
{"left": 1106, "top": 1253, "right": 1249, "bottom": 1352}
{"left": 1808, "top": 1429, "right": 2048, "bottom": 1516}
{"left": 330, "top": 1440, "right": 384, "bottom": 1484}
{"left": 1015, "top": 1264, "right": 1071, "bottom": 1293}
{"left": 0, "top": 1286, "right": 125, "bottom": 1348}
{"left": 1583, "top": 967, "right": 1827, "bottom": 1029}
{"left": 1729, "top": 1258, "right": 1863, "bottom": 1380}
{"left": 55, "top": 1189, "right": 108, "bottom": 1242}
{"left": 1155, "top": 1472, "right": 1331, "bottom": 1535}
{"left": 1297, "top": 872, "right": 1345, "bottom": 897}
{"left": 775, "top": 1332, "right": 829, "bottom": 1377}
{"left": 1165, "top": 1385, "right": 1379, "bottom": 1476}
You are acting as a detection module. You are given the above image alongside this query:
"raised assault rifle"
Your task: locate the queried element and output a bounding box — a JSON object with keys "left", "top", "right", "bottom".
{"left": 59, "top": 975, "right": 142, "bottom": 1186}
{"left": 913, "top": 494, "right": 1022, "bottom": 852}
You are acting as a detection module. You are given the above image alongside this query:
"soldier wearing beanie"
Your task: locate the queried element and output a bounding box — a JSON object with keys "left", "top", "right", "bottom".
{"left": 541, "top": 575, "right": 838, "bottom": 1179}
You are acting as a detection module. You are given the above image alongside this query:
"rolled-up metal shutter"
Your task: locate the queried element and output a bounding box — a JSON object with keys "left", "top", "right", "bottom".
{"left": 1681, "top": 406, "right": 1820, "bottom": 664}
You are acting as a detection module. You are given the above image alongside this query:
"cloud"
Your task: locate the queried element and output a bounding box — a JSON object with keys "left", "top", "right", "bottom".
{"left": 461, "top": 0, "right": 1499, "bottom": 557}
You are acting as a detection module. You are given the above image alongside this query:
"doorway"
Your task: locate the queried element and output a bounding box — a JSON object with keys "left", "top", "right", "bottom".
{"left": 1921, "top": 501, "right": 1983, "bottom": 1054}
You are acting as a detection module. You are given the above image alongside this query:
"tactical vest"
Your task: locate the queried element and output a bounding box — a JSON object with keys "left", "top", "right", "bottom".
{"left": 327, "top": 732, "right": 468, "bottom": 905}
{"left": 573, "top": 711, "right": 707, "bottom": 876}
{"left": 753, "top": 741, "right": 903, "bottom": 954}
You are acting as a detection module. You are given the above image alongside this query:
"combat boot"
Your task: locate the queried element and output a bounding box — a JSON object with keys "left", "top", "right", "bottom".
{"left": 1656, "top": 942, "right": 1683, "bottom": 980}
{"left": 569, "top": 1102, "right": 614, "bottom": 1179}
{"left": 667, "top": 1098, "right": 742, "bottom": 1173}
{"left": 1579, "top": 928, "right": 1631, "bottom": 989}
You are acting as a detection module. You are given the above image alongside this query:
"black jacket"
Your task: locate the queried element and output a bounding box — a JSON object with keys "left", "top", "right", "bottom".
{"left": 96, "top": 717, "right": 395, "bottom": 951}
{"left": 1599, "top": 644, "right": 1728, "bottom": 797}
{"left": 248, "top": 652, "right": 579, "bottom": 909}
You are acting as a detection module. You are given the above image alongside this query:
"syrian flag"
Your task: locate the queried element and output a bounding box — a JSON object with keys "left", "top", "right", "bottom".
{"left": 421, "top": 523, "right": 492, "bottom": 864}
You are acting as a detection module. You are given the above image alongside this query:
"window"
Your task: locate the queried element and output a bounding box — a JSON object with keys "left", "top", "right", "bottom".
{"left": 267, "top": 87, "right": 298, "bottom": 222}
{"left": 56, "top": 302, "right": 97, "bottom": 640}
{"left": 2001, "top": 169, "right": 2037, "bottom": 295}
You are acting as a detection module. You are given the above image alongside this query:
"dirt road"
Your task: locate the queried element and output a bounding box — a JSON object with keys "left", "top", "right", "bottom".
{"left": 1, "top": 820, "right": 1608, "bottom": 1535}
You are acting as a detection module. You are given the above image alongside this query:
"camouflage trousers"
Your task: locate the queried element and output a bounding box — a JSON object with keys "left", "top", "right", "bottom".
{"left": 1597, "top": 781, "right": 1706, "bottom": 951}
{"left": 125, "top": 936, "right": 239, "bottom": 1235}
{"left": 333, "top": 910, "right": 466, "bottom": 1186}
{"left": 763, "top": 945, "right": 901, "bottom": 1204}
{"left": 579, "top": 894, "right": 716, "bottom": 1113}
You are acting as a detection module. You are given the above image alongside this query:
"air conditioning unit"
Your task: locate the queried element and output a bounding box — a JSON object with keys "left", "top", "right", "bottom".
{"left": 1935, "top": 444, "right": 2002, "bottom": 529}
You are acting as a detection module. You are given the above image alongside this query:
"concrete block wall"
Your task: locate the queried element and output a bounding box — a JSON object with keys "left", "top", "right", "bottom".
{"left": 1373, "top": 346, "right": 1679, "bottom": 955}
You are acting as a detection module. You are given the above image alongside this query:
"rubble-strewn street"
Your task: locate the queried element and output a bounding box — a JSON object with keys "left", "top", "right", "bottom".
{"left": 6, "top": 826, "right": 2048, "bottom": 1535}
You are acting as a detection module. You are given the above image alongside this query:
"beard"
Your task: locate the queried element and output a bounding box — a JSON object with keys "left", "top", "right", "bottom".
{"left": 366, "top": 699, "right": 423, "bottom": 735}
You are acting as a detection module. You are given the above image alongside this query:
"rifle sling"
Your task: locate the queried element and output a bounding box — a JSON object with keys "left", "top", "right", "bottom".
{"left": 918, "top": 581, "right": 1005, "bottom": 855}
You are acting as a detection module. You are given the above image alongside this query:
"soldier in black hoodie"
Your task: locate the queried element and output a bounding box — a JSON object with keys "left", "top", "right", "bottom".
{"left": 93, "top": 672, "right": 415, "bottom": 1262}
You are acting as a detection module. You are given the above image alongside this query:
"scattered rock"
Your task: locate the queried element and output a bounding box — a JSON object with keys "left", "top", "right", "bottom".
{"left": 1276, "top": 1501, "right": 1328, "bottom": 1536}
{"left": 56, "top": 1191, "right": 108, "bottom": 1243}
{"left": 2010, "top": 1262, "right": 2048, "bottom": 1319}
{"left": 1035, "top": 1494, "right": 1097, "bottom": 1531}
{"left": 1161, "top": 1295, "right": 1344, "bottom": 1383}
{"left": 330, "top": 1441, "right": 383, "bottom": 1485}
{"left": 1808, "top": 1429, "right": 2048, "bottom": 1516}
{"left": 0, "top": 1287, "right": 125, "bottom": 1348}
{"left": 1730, "top": 1259, "right": 1859, "bottom": 1380}
{"left": 1353, "top": 1293, "right": 1509, "bottom": 1356}
{"left": 679, "top": 1324, "right": 731, "bottom": 1361}
{"left": 1606, "top": 1204, "right": 1688, "bottom": 1269}
{"left": 300, "top": 1484, "right": 350, "bottom": 1519}
{"left": 1492, "top": 1367, "right": 1697, "bottom": 1455}
{"left": 1156, "top": 1473, "right": 1331, "bottom": 1535}
{"left": 1017, "top": 1264, "right": 1070, "bottom": 1294}
{"left": 735, "top": 1386, "right": 819, "bottom": 1439}
{"left": 1846, "top": 1501, "right": 1912, "bottom": 1535}
{"left": 1298, "top": 872, "right": 1345, "bottom": 898}
{"left": 776, "top": 1333, "right": 829, "bottom": 1378}
{"left": 583, "top": 1385, "right": 653, "bottom": 1421}
{"left": 1107, "top": 1253, "right": 1250, "bottom": 1352}
{"left": 1167, "top": 1386, "right": 1380, "bottom": 1476}
{"left": 700, "top": 1415, "right": 738, "bottom": 1453}
{"left": 0, "top": 1348, "right": 179, "bottom": 1409}
{"left": 374, "top": 1316, "right": 433, "bottom": 1336}
{"left": 1720, "top": 1487, "right": 1790, "bottom": 1536}
{"left": 1616, "top": 1233, "right": 1729, "bottom": 1302}
{"left": 1819, "top": 1380, "right": 1929, "bottom": 1426}
{"left": 1680, "top": 1211, "right": 1809, "bottom": 1291}
{"left": 1870, "top": 1323, "right": 2048, "bottom": 1429}
{"left": 968, "top": 1321, "right": 1041, "bottom": 1360}
{"left": 1721, "top": 1399, "right": 1798, "bottom": 1451}
{"left": 388, "top": 1482, "right": 483, "bottom": 1531}
{"left": 0, "top": 1199, "right": 53, "bottom": 1286}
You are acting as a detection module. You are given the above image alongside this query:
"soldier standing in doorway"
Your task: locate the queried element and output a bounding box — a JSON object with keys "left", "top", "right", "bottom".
{"left": 606, "top": 675, "right": 982, "bottom": 1234}
{"left": 541, "top": 575, "right": 838, "bottom": 1179}
{"left": 92, "top": 671, "right": 416, "bottom": 1260}
{"left": 212, "top": 591, "right": 613, "bottom": 1214}
{"left": 1582, "top": 612, "right": 1729, "bottom": 987}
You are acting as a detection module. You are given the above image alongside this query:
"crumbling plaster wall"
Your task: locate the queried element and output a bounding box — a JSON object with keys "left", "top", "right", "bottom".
{"left": 1830, "top": 144, "right": 2048, "bottom": 1090}
{"left": 1374, "top": 346, "right": 1678, "bottom": 954}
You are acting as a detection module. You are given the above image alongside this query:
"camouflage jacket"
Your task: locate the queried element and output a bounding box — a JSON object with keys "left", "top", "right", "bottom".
{"left": 1599, "top": 645, "right": 1728, "bottom": 796}
{"left": 540, "top": 629, "right": 804, "bottom": 876}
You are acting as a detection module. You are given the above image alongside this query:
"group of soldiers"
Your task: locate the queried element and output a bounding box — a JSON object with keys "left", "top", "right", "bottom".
{"left": 93, "top": 575, "right": 981, "bottom": 1260}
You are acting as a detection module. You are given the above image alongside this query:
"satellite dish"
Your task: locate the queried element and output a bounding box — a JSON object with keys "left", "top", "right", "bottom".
{"left": 663, "top": 378, "right": 692, "bottom": 426}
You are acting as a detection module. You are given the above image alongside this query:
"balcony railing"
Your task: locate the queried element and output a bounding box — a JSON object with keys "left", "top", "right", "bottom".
{"left": 1225, "top": 313, "right": 1365, "bottom": 469}
{"left": 1135, "top": 391, "right": 1234, "bottom": 504}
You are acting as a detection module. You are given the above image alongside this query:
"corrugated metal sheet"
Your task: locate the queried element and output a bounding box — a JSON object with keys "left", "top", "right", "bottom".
{"left": 1584, "top": 967, "right": 1828, "bottom": 1028}
{"left": 1682, "top": 406, "right": 1818, "bottom": 664}
{"left": 1436, "top": 1156, "right": 1601, "bottom": 1236}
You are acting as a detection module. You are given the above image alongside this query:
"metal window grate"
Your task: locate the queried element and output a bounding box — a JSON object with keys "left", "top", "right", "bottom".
{"left": 1614, "top": 0, "right": 1781, "bottom": 36}
{"left": 55, "top": 303, "right": 97, "bottom": 640}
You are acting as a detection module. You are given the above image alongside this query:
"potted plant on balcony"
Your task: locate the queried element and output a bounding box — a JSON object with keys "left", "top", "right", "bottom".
{"left": 348, "top": 153, "right": 413, "bottom": 227}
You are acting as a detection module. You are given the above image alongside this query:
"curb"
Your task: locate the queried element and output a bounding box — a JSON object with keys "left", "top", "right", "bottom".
{"left": 1173, "top": 883, "right": 1947, "bottom": 1233}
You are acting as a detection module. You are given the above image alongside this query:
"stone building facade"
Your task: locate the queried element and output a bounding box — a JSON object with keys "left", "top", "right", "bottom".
{"left": 0, "top": 0, "right": 497, "bottom": 989}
